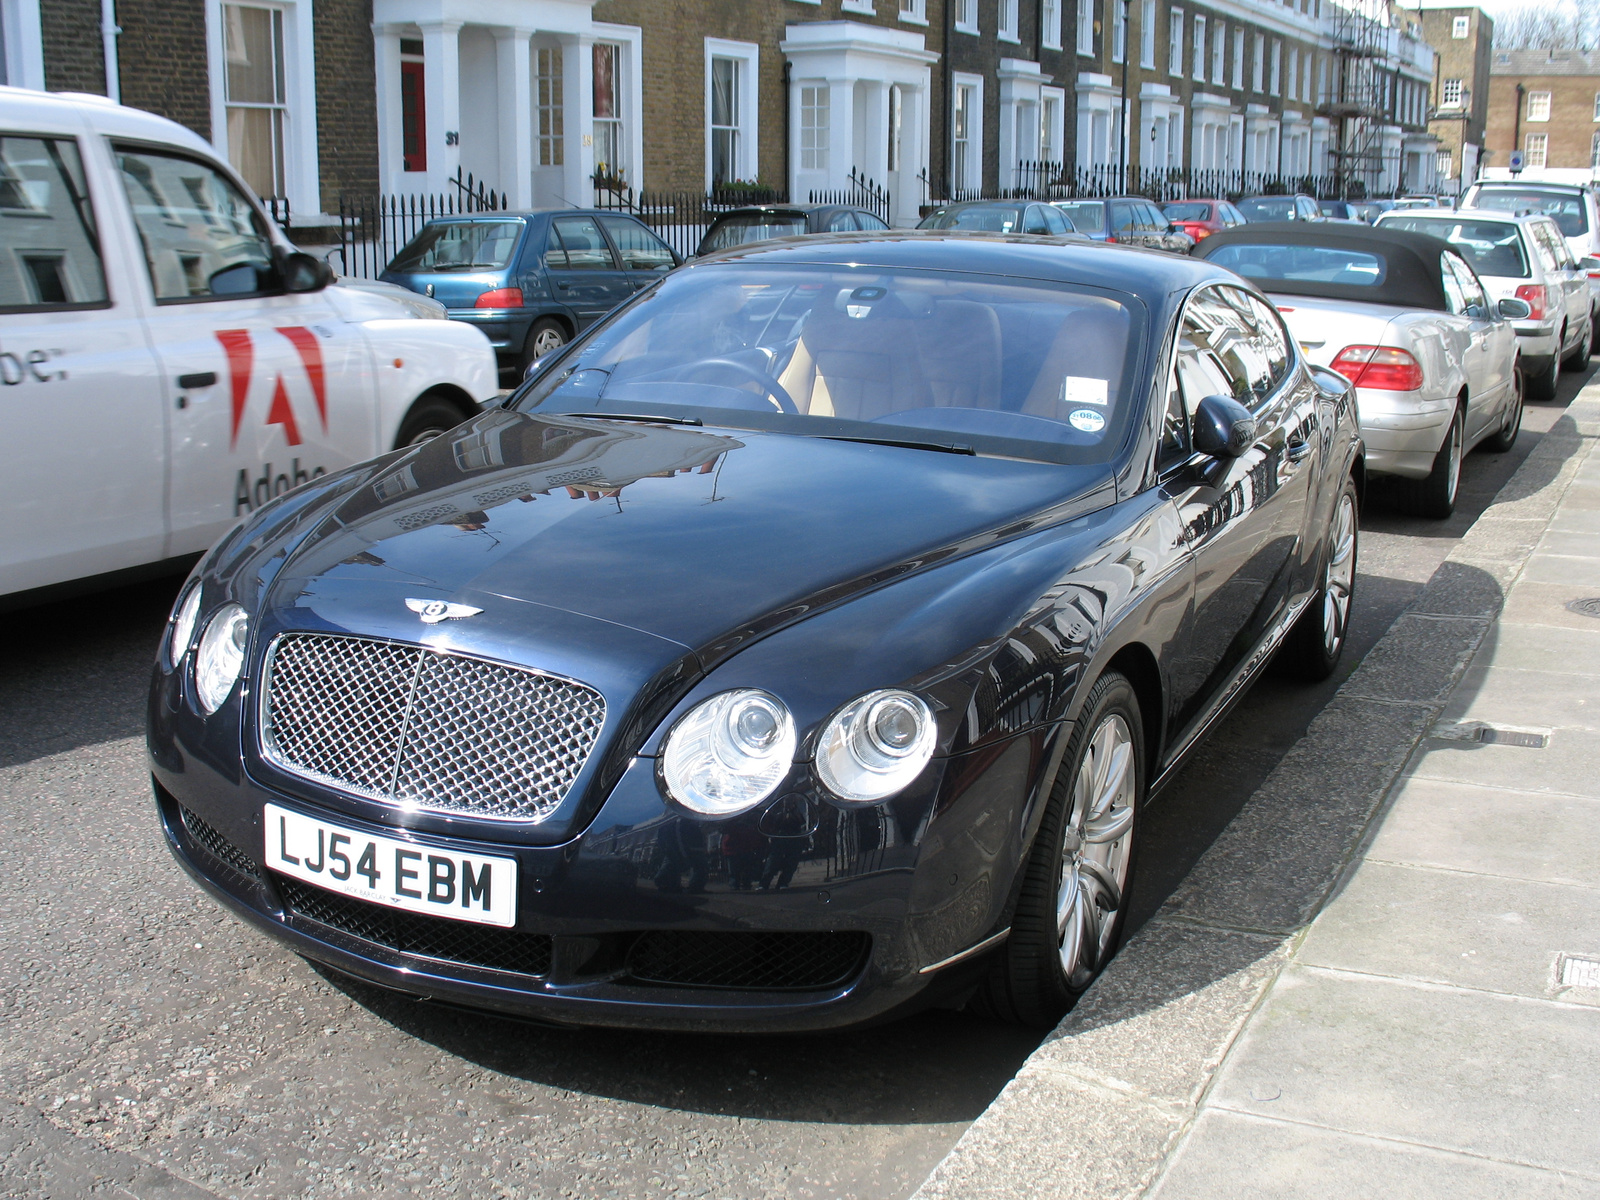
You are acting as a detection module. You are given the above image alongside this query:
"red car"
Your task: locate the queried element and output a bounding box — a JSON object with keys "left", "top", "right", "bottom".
{"left": 1163, "top": 199, "right": 1247, "bottom": 244}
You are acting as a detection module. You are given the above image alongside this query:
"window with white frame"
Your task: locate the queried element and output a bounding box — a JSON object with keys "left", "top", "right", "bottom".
{"left": 223, "top": 4, "right": 288, "bottom": 198}
{"left": 593, "top": 42, "right": 625, "bottom": 180}
{"left": 1302, "top": 52, "right": 1312, "bottom": 104}
{"left": 1165, "top": 6, "right": 1179, "bottom": 74}
{"left": 1436, "top": 149, "right": 1451, "bottom": 179}
{"left": 1287, "top": 46, "right": 1298, "bottom": 100}
{"left": 841, "top": 0, "right": 875, "bottom": 13}
{"left": 955, "top": 0, "right": 978, "bottom": 34}
{"left": 1042, "top": 0, "right": 1061, "bottom": 48}
{"left": 1452, "top": 15, "right": 1468, "bottom": 38}
{"left": 1041, "top": 89, "right": 1064, "bottom": 163}
{"left": 1193, "top": 16, "right": 1205, "bottom": 81}
{"left": 1528, "top": 91, "right": 1550, "bottom": 121}
{"left": 1233, "top": 28, "right": 1244, "bottom": 89}
{"left": 536, "top": 46, "right": 563, "bottom": 166}
{"left": 1317, "top": 55, "right": 1327, "bottom": 103}
{"left": 1252, "top": 33, "right": 1264, "bottom": 92}
{"left": 1078, "top": 0, "right": 1096, "bottom": 56}
{"left": 1526, "top": 132, "right": 1547, "bottom": 168}
{"left": 1211, "top": 22, "right": 1224, "bottom": 83}
{"left": 952, "top": 78, "right": 980, "bottom": 189}
{"left": 1112, "top": 1, "right": 1126, "bottom": 63}
{"left": 1592, "top": 132, "right": 1600, "bottom": 168}
{"left": 709, "top": 56, "right": 739, "bottom": 184}
{"left": 999, "top": 0, "right": 1019, "bottom": 41}
{"left": 1270, "top": 40, "right": 1281, "bottom": 96}
{"left": 899, "top": 0, "right": 927, "bottom": 23}
{"left": 800, "top": 84, "right": 829, "bottom": 171}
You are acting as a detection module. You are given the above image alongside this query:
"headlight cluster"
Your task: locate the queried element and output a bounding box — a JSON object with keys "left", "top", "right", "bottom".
{"left": 166, "top": 586, "right": 250, "bottom": 714}
{"left": 661, "top": 686, "right": 936, "bottom": 815}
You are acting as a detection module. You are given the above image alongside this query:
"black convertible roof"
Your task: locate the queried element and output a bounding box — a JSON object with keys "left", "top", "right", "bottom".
{"left": 1194, "top": 220, "right": 1450, "bottom": 311}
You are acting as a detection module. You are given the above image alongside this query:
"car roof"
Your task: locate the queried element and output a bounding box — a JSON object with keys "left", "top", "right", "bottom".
{"left": 0, "top": 85, "right": 217, "bottom": 155}
{"left": 688, "top": 230, "right": 1228, "bottom": 295}
{"left": 1384, "top": 206, "right": 1541, "bottom": 226}
{"left": 924, "top": 200, "right": 1031, "bottom": 211}
{"left": 712, "top": 204, "right": 870, "bottom": 217}
{"left": 1473, "top": 180, "right": 1588, "bottom": 193}
{"left": 1194, "top": 220, "right": 1451, "bottom": 310}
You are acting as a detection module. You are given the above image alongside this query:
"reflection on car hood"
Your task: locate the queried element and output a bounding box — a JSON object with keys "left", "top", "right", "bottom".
{"left": 272, "top": 409, "right": 1114, "bottom": 660}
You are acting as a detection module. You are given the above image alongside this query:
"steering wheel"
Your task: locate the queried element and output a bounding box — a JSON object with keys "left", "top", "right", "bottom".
{"left": 662, "top": 357, "right": 799, "bottom": 414}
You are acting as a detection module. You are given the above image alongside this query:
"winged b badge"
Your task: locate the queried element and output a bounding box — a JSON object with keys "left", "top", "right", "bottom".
{"left": 405, "top": 598, "right": 484, "bottom": 624}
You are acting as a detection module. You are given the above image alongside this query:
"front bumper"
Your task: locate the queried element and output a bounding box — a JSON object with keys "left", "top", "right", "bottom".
{"left": 150, "top": 674, "right": 1038, "bottom": 1032}
{"left": 1356, "top": 388, "right": 1454, "bottom": 480}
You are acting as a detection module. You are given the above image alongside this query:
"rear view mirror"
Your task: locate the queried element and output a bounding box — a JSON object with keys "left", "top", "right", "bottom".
{"left": 1497, "top": 297, "right": 1533, "bottom": 320}
{"left": 1193, "top": 393, "right": 1257, "bottom": 458}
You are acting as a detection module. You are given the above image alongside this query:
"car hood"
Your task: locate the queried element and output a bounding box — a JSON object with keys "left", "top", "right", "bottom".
{"left": 269, "top": 408, "right": 1114, "bottom": 659}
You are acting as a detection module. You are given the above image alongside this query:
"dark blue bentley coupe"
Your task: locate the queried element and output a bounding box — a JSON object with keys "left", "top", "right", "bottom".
{"left": 149, "top": 233, "right": 1362, "bottom": 1031}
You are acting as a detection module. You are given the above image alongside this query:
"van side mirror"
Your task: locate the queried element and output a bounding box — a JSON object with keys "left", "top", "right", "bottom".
{"left": 1193, "top": 393, "right": 1257, "bottom": 458}
{"left": 1581, "top": 256, "right": 1600, "bottom": 271}
{"left": 1497, "top": 297, "right": 1533, "bottom": 320}
{"left": 280, "top": 250, "right": 333, "bottom": 293}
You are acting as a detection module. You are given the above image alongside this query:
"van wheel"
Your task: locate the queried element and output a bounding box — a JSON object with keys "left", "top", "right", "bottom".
{"left": 1563, "top": 318, "right": 1592, "bottom": 369}
{"left": 394, "top": 393, "right": 468, "bottom": 448}
{"left": 518, "top": 319, "right": 568, "bottom": 378}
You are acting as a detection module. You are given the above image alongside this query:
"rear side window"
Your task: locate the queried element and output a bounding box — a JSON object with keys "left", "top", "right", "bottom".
{"left": 550, "top": 215, "right": 619, "bottom": 270}
{"left": 856, "top": 212, "right": 889, "bottom": 231}
{"left": 0, "top": 135, "right": 109, "bottom": 311}
{"left": 1533, "top": 221, "right": 1574, "bottom": 268}
{"left": 1110, "top": 203, "right": 1136, "bottom": 233}
{"left": 1526, "top": 222, "right": 1563, "bottom": 273}
{"left": 116, "top": 146, "right": 276, "bottom": 302}
{"left": 597, "top": 215, "right": 675, "bottom": 272}
{"left": 825, "top": 211, "right": 858, "bottom": 232}
{"left": 388, "top": 220, "right": 523, "bottom": 272}
{"left": 1380, "top": 216, "right": 1530, "bottom": 279}
{"left": 700, "top": 214, "right": 806, "bottom": 252}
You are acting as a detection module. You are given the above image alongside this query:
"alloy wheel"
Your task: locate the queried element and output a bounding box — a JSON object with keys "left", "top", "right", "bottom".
{"left": 1322, "top": 491, "right": 1357, "bottom": 658}
{"left": 1445, "top": 412, "right": 1463, "bottom": 509}
{"left": 1057, "top": 713, "right": 1137, "bottom": 989}
{"left": 532, "top": 326, "right": 566, "bottom": 357}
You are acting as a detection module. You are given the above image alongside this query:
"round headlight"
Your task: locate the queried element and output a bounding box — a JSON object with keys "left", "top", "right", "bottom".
{"left": 815, "top": 689, "right": 937, "bottom": 802}
{"left": 661, "top": 689, "right": 797, "bottom": 816}
{"left": 167, "top": 583, "right": 202, "bottom": 668}
{"left": 194, "top": 604, "right": 250, "bottom": 714}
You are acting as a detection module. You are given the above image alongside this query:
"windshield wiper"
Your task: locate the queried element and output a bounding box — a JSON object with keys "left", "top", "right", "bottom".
{"left": 563, "top": 411, "right": 704, "bottom": 427}
{"left": 815, "top": 434, "right": 976, "bottom": 456}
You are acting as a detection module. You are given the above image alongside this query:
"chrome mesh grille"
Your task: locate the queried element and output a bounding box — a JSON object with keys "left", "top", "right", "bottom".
{"left": 261, "top": 633, "right": 605, "bottom": 821}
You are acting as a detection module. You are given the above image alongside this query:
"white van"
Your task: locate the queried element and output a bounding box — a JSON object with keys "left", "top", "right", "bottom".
{"left": 0, "top": 87, "right": 499, "bottom": 605}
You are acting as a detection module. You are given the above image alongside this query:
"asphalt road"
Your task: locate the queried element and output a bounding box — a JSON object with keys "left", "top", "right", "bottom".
{"left": 0, "top": 370, "right": 1583, "bottom": 1200}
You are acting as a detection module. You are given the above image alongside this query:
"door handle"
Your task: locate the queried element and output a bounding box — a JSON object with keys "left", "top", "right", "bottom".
{"left": 555, "top": 281, "right": 572, "bottom": 289}
{"left": 178, "top": 371, "right": 216, "bottom": 389}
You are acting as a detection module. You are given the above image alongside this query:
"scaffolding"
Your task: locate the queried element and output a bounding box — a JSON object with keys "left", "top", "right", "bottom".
{"left": 1322, "top": 0, "right": 1390, "bottom": 199}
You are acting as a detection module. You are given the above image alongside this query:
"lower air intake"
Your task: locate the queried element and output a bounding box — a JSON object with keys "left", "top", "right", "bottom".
{"left": 627, "top": 930, "right": 870, "bottom": 991}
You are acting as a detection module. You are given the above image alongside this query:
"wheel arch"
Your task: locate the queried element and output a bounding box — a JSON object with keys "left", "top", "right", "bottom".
{"left": 411, "top": 383, "right": 480, "bottom": 424}
{"left": 1100, "top": 642, "right": 1165, "bottom": 784}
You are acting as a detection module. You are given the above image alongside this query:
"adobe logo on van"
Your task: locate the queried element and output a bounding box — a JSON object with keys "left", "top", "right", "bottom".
{"left": 216, "top": 328, "right": 327, "bottom": 448}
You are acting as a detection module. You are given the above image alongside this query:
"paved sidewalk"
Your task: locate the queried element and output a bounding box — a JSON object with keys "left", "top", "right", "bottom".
{"left": 917, "top": 380, "right": 1600, "bottom": 1200}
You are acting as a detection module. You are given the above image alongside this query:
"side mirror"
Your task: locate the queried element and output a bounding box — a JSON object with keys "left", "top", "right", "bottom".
{"left": 281, "top": 250, "right": 333, "bottom": 293}
{"left": 1581, "top": 257, "right": 1600, "bottom": 271}
{"left": 1193, "top": 393, "right": 1257, "bottom": 458}
{"left": 1168, "top": 222, "right": 1182, "bottom": 234}
{"left": 1497, "top": 297, "right": 1533, "bottom": 320}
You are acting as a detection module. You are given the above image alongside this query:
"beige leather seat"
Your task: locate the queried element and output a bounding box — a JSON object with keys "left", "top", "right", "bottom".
{"left": 1018, "top": 300, "right": 1131, "bottom": 421}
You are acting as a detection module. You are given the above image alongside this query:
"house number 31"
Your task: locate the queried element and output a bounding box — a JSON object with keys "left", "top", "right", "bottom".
{"left": 444, "top": 131, "right": 459, "bottom": 145}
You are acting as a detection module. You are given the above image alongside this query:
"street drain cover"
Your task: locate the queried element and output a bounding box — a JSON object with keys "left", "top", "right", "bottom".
{"left": 1477, "top": 727, "right": 1548, "bottom": 748}
{"left": 1560, "top": 955, "right": 1600, "bottom": 990}
{"left": 1566, "top": 597, "right": 1600, "bottom": 618}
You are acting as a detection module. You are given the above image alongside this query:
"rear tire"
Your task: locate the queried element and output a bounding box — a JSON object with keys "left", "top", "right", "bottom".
{"left": 1394, "top": 404, "right": 1463, "bottom": 520}
{"left": 1482, "top": 367, "right": 1524, "bottom": 454}
{"left": 1279, "top": 477, "right": 1359, "bottom": 682}
{"left": 394, "top": 392, "right": 469, "bottom": 448}
{"left": 1563, "top": 318, "right": 1592, "bottom": 370}
{"left": 518, "top": 318, "right": 568, "bottom": 379}
{"left": 974, "top": 671, "right": 1143, "bottom": 1028}
{"left": 1526, "top": 346, "right": 1560, "bottom": 401}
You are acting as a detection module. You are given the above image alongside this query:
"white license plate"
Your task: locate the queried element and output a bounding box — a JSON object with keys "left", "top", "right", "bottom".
{"left": 264, "top": 804, "right": 517, "bottom": 928}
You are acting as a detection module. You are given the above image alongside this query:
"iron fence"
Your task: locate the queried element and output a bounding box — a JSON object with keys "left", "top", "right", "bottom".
{"left": 808, "top": 167, "right": 892, "bottom": 224}
{"left": 334, "top": 170, "right": 509, "bottom": 279}
{"left": 593, "top": 183, "right": 790, "bottom": 260}
{"left": 942, "top": 161, "right": 1428, "bottom": 207}
{"left": 263, "top": 196, "right": 291, "bottom": 234}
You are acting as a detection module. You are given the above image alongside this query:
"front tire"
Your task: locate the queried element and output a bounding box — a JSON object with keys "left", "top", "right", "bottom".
{"left": 1395, "top": 403, "right": 1463, "bottom": 519}
{"left": 1280, "top": 477, "right": 1359, "bottom": 681}
{"left": 975, "top": 671, "right": 1143, "bottom": 1028}
{"left": 393, "top": 392, "right": 469, "bottom": 448}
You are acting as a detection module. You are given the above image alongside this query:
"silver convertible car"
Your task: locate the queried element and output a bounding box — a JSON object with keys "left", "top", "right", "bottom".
{"left": 1197, "top": 223, "right": 1527, "bottom": 518}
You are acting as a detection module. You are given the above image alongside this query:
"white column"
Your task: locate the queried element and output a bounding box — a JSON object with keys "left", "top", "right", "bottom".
{"left": 859, "top": 81, "right": 888, "bottom": 186}
{"left": 560, "top": 35, "right": 595, "bottom": 207}
{"left": 373, "top": 24, "right": 404, "bottom": 193}
{"left": 495, "top": 27, "right": 535, "bottom": 208}
{"left": 420, "top": 21, "right": 463, "bottom": 193}
{"left": 827, "top": 76, "right": 853, "bottom": 192}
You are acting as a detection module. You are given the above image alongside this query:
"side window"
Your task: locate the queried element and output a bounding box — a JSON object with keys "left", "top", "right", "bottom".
{"left": 1528, "top": 224, "right": 1561, "bottom": 273}
{"left": 1244, "top": 293, "right": 1292, "bottom": 393}
{"left": 597, "top": 215, "right": 675, "bottom": 272}
{"left": 1541, "top": 222, "right": 1576, "bottom": 269}
{"left": 825, "top": 210, "right": 858, "bottom": 233}
{"left": 1446, "top": 252, "right": 1488, "bottom": 316}
{"left": 1439, "top": 253, "right": 1467, "bottom": 314}
{"left": 1159, "top": 369, "right": 1191, "bottom": 467}
{"left": 542, "top": 225, "right": 569, "bottom": 270}
{"left": 116, "top": 147, "right": 276, "bottom": 302}
{"left": 1178, "top": 288, "right": 1257, "bottom": 405}
{"left": 856, "top": 212, "right": 889, "bottom": 231}
{"left": 1042, "top": 206, "right": 1071, "bottom": 235}
{"left": 550, "top": 215, "right": 619, "bottom": 270}
{"left": 1023, "top": 205, "right": 1052, "bottom": 235}
{"left": 1299, "top": 197, "right": 1319, "bottom": 220}
{"left": 0, "top": 135, "right": 109, "bottom": 311}
{"left": 1144, "top": 203, "right": 1167, "bottom": 231}
{"left": 1110, "top": 202, "right": 1136, "bottom": 233}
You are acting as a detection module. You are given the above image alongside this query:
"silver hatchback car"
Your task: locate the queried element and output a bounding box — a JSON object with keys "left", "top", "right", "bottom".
{"left": 1377, "top": 207, "right": 1592, "bottom": 399}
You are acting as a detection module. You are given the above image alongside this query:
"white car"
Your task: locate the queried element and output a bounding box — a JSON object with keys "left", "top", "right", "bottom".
{"left": 1196, "top": 222, "right": 1525, "bottom": 518}
{"left": 1460, "top": 180, "right": 1600, "bottom": 332}
{"left": 0, "top": 87, "right": 499, "bottom": 605}
{"left": 1375, "top": 208, "right": 1591, "bottom": 400}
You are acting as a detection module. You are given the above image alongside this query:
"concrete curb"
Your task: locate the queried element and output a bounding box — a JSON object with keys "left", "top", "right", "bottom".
{"left": 912, "top": 388, "right": 1600, "bottom": 1200}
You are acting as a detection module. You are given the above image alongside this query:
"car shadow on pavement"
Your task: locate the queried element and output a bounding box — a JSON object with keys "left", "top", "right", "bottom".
{"left": 310, "top": 962, "right": 1043, "bottom": 1125}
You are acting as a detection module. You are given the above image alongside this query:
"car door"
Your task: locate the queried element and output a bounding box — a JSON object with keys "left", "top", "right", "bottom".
{"left": 1534, "top": 219, "right": 1589, "bottom": 347}
{"left": 1108, "top": 201, "right": 1137, "bottom": 246}
{"left": 1162, "top": 284, "right": 1316, "bottom": 732}
{"left": 0, "top": 130, "right": 168, "bottom": 596}
{"left": 596, "top": 214, "right": 677, "bottom": 296}
{"left": 114, "top": 143, "right": 373, "bottom": 552}
{"left": 1442, "top": 251, "right": 1511, "bottom": 438}
{"left": 544, "top": 214, "right": 632, "bottom": 327}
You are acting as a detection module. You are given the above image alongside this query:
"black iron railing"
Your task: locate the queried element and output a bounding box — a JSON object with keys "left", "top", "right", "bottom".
{"left": 593, "top": 184, "right": 790, "bottom": 260}
{"left": 334, "top": 170, "right": 509, "bottom": 279}
{"left": 937, "top": 161, "right": 1426, "bottom": 208}
{"left": 808, "top": 167, "right": 892, "bottom": 224}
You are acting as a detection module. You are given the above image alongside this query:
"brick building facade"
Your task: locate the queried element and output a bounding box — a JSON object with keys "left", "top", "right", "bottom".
{"left": 1485, "top": 48, "right": 1600, "bottom": 184}
{"left": 1417, "top": 5, "right": 1491, "bottom": 193}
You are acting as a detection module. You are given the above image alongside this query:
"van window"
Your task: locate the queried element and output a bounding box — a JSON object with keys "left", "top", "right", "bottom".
{"left": 0, "top": 136, "right": 109, "bottom": 312}
{"left": 116, "top": 147, "right": 276, "bottom": 302}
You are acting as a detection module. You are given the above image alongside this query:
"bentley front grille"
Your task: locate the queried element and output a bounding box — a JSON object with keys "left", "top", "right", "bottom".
{"left": 260, "top": 633, "right": 605, "bottom": 822}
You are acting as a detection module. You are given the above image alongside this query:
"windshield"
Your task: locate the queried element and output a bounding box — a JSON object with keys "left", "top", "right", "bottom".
{"left": 1207, "top": 243, "right": 1387, "bottom": 286}
{"left": 1165, "top": 203, "right": 1212, "bottom": 222}
{"left": 1053, "top": 201, "right": 1106, "bottom": 233}
{"left": 388, "top": 221, "right": 524, "bottom": 272}
{"left": 919, "top": 206, "right": 1026, "bottom": 232}
{"left": 1471, "top": 190, "right": 1589, "bottom": 237}
{"left": 1238, "top": 198, "right": 1296, "bottom": 221}
{"left": 1381, "top": 216, "right": 1530, "bottom": 279}
{"left": 701, "top": 215, "right": 808, "bottom": 253}
{"left": 514, "top": 264, "right": 1144, "bottom": 465}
